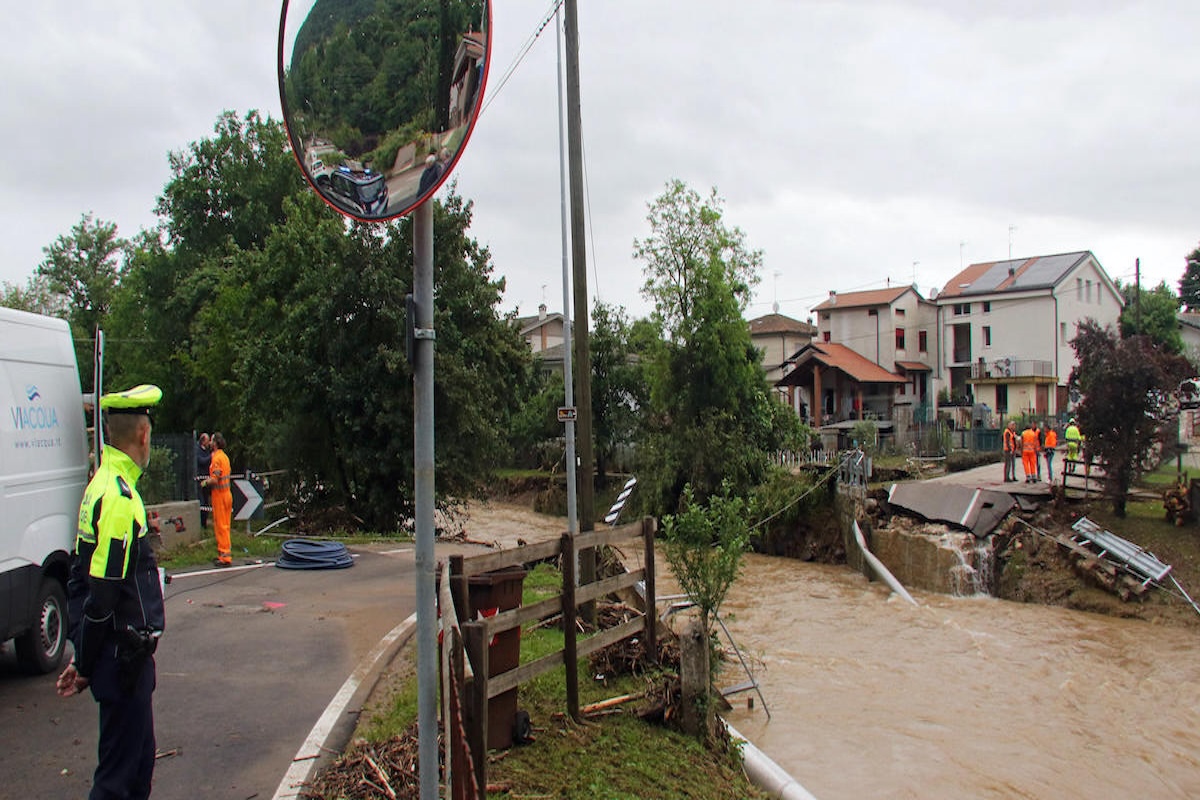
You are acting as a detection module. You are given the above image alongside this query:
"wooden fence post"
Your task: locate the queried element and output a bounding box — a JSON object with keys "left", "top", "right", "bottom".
{"left": 449, "top": 554, "right": 468, "bottom": 623}
{"left": 561, "top": 531, "right": 579, "bottom": 721}
{"left": 642, "top": 517, "right": 657, "bottom": 662}
{"left": 462, "top": 621, "right": 488, "bottom": 795}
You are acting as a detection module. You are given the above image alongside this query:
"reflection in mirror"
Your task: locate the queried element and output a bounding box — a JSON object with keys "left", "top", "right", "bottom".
{"left": 278, "top": 0, "right": 489, "bottom": 222}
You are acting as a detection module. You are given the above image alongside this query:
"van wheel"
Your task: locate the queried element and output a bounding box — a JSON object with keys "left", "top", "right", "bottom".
{"left": 15, "top": 579, "right": 68, "bottom": 675}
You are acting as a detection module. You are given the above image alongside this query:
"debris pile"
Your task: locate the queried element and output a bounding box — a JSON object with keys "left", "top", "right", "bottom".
{"left": 302, "top": 727, "right": 424, "bottom": 800}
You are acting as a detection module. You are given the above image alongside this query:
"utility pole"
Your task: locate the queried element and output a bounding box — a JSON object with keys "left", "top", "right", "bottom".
{"left": 564, "top": 0, "right": 595, "bottom": 536}
{"left": 1135, "top": 257, "right": 1141, "bottom": 332}
{"left": 563, "top": 0, "right": 596, "bottom": 624}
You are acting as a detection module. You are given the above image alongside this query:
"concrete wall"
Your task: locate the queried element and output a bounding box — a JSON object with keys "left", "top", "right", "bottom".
{"left": 147, "top": 500, "right": 203, "bottom": 550}
{"left": 869, "top": 523, "right": 983, "bottom": 596}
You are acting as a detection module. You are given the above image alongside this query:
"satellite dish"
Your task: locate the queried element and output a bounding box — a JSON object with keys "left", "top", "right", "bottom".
{"left": 277, "top": 0, "right": 491, "bottom": 222}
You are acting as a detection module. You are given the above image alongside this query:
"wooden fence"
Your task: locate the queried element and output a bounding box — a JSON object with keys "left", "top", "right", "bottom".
{"left": 441, "top": 517, "right": 658, "bottom": 796}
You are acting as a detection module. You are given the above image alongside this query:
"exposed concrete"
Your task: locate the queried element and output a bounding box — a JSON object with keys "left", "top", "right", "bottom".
{"left": 887, "top": 483, "right": 1015, "bottom": 538}
{"left": 869, "top": 521, "right": 986, "bottom": 595}
{"left": 146, "top": 500, "right": 202, "bottom": 549}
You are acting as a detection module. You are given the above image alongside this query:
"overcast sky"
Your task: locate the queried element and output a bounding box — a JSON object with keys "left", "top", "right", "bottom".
{"left": 5, "top": 1, "right": 1198, "bottom": 323}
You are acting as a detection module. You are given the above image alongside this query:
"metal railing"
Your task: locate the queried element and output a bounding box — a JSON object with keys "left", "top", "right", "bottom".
{"left": 969, "top": 359, "right": 1054, "bottom": 379}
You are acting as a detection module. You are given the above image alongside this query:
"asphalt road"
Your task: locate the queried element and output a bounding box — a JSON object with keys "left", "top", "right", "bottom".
{"left": 0, "top": 545, "right": 416, "bottom": 800}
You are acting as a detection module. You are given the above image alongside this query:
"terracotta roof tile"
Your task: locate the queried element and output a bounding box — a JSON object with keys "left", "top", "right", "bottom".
{"left": 812, "top": 286, "right": 911, "bottom": 312}
{"left": 748, "top": 313, "right": 817, "bottom": 336}
{"left": 780, "top": 343, "right": 905, "bottom": 385}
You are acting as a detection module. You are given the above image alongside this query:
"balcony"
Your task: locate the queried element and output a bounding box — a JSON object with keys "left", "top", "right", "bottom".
{"left": 969, "top": 358, "right": 1054, "bottom": 381}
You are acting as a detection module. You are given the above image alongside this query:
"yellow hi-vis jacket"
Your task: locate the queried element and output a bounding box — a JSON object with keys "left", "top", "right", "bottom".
{"left": 69, "top": 445, "right": 165, "bottom": 679}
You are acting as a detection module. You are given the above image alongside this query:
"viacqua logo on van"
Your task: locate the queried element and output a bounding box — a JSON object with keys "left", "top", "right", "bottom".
{"left": 12, "top": 384, "right": 59, "bottom": 430}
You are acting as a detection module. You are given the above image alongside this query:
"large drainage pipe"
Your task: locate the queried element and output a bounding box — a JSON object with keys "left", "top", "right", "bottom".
{"left": 853, "top": 521, "right": 918, "bottom": 607}
{"left": 725, "top": 720, "right": 820, "bottom": 800}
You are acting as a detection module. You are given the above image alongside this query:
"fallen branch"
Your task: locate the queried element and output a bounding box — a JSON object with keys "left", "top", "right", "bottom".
{"left": 363, "top": 752, "right": 397, "bottom": 800}
{"left": 581, "top": 692, "right": 644, "bottom": 715}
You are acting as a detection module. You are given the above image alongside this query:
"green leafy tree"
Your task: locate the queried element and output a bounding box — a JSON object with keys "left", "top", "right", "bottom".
{"left": 106, "top": 111, "right": 307, "bottom": 434}
{"left": 661, "top": 483, "right": 750, "bottom": 641}
{"left": 1179, "top": 244, "right": 1200, "bottom": 311}
{"left": 205, "top": 186, "right": 532, "bottom": 530}
{"left": 662, "top": 482, "right": 751, "bottom": 732}
{"left": 1069, "top": 320, "right": 1193, "bottom": 516}
{"left": 104, "top": 111, "right": 534, "bottom": 528}
{"left": 633, "top": 180, "right": 803, "bottom": 512}
{"left": 37, "top": 212, "right": 125, "bottom": 336}
{"left": 1118, "top": 280, "right": 1183, "bottom": 353}
{"left": 0, "top": 274, "right": 67, "bottom": 318}
{"left": 589, "top": 302, "right": 647, "bottom": 481}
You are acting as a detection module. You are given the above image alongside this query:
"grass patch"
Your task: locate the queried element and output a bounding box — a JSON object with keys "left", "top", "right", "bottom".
{"left": 157, "top": 530, "right": 284, "bottom": 570}
{"left": 350, "top": 563, "right": 768, "bottom": 799}
{"left": 359, "top": 646, "right": 420, "bottom": 743}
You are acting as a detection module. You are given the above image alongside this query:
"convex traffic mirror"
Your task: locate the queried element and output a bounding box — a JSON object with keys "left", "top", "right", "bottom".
{"left": 277, "top": 0, "right": 490, "bottom": 222}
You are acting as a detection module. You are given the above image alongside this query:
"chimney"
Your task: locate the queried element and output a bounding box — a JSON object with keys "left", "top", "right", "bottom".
{"left": 538, "top": 303, "right": 547, "bottom": 321}
{"left": 828, "top": 290, "right": 836, "bottom": 306}
{"left": 1008, "top": 267, "right": 1016, "bottom": 277}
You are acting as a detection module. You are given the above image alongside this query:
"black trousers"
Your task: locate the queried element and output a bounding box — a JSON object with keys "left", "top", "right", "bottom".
{"left": 89, "top": 648, "right": 156, "bottom": 800}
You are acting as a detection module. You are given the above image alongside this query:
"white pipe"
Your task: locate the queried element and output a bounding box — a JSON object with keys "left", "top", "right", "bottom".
{"left": 725, "top": 721, "right": 820, "bottom": 800}
{"left": 853, "top": 521, "right": 918, "bottom": 606}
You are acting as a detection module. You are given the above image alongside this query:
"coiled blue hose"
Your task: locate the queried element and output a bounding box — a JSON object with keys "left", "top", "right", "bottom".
{"left": 275, "top": 539, "right": 354, "bottom": 570}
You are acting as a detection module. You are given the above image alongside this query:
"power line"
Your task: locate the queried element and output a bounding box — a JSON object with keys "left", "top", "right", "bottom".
{"left": 480, "top": 0, "right": 564, "bottom": 117}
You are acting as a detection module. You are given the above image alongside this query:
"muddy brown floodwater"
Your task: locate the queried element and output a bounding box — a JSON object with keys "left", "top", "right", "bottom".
{"left": 721, "top": 554, "right": 1200, "bottom": 800}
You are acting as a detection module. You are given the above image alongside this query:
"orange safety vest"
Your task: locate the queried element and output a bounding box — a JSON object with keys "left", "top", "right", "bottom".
{"left": 1003, "top": 428, "right": 1017, "bottom": 452}
{"left": 1021, "top": 428, "right": 1040, "bottom": 453}
{"left": 209, "top": 449, "right": 232, "bottom": 492}
{"left": 1044, "top": 430, "right": 1058, "bottom": 449}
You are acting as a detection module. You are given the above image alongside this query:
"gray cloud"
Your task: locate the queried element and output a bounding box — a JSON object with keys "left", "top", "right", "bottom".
{"left": 5, "top": 1, "right": 1197, "bottom": 323}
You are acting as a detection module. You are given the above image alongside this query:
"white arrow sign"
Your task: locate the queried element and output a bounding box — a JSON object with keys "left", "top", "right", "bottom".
{"left": 233, "top": 478, "right": 263, "bottom": 520}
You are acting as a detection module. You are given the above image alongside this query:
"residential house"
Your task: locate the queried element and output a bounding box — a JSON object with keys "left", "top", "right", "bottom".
{"left": 776, "top": 341, "right": 906, "bottom": 426}
{"left": 935, "top": 251, "right": 1122, "bottom": 418}
{"left": 517, "top": 304, "right": 566, "bottom": 354}
{"left": 804, "top": 285, "right": 937, "bottom": 419}
{"left": 749, "top": 312, "right": 816, "bottom": 409}
{"left": 1179, "top": 312, "right": 1200, "bottom": 357}
{"left": 515, "top": 304, "right": 567, "bottom": 374}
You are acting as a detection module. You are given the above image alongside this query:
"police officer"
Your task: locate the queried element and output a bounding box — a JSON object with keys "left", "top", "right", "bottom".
{"left": 57, "top": 385, "right": 164, "bottom": 800}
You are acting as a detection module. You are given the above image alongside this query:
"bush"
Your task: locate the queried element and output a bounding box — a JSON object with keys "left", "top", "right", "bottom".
{"left": 850, "top": 421, "right": 879, "bottom": 454}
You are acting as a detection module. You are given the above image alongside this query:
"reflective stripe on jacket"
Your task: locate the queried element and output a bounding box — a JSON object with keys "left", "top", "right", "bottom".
{"left": 209, "top": 448, "right": 232, "bottom": 492}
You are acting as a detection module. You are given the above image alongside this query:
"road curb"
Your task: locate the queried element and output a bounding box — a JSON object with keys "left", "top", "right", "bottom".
{"left": 271, "top": 613, "right": 417, "bottom": 800}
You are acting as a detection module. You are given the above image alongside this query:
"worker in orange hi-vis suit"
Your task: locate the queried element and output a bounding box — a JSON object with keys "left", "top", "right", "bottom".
{"left": 204, "top": 432, "right": 233, "bottom": 567}
{"left": 1020, "top": 422, "right": 1041, "bottom": 484}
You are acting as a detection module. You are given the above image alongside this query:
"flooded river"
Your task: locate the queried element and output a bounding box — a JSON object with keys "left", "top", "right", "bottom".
{"left": 720, "top": 554, "right": 1200, "bottom": 799}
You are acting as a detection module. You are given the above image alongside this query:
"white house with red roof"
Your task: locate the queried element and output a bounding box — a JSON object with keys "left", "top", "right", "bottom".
{"left": 776, "top": 284, "right": 937, "bottom": 428}
{"left": 935, "top": 250, "right": 1122, "bottom": 417}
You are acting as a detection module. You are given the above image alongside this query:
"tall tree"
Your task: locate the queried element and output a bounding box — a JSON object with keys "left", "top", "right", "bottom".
{"left": 1070, "top": 320, "right": 1192, "bottom": 516}
{"left": 1118, "top": 280, "right": 1183, "bottom": 353}
{"left": 36, "top": 212, "right": 125, "bottom": 337}
{"left": 589, "top": 302, "right": 647, "bottom": 481}
{"left": 0, "top": 274, "right": 67, "bottom": 318}
{"left": 1179, "top": 244, "right": 1200, "bottom": 311}
{"left": 633, "top": 181, "right": 803, "bottom": 513}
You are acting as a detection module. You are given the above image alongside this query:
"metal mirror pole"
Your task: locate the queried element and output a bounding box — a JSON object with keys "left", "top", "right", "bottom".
{"left": 413, "top": 200, "right": 437, "bottom": 800}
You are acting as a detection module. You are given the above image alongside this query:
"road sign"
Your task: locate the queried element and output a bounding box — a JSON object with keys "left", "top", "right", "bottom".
{"left": 557, "top": 406, "right": 577, "bottom": 422}
{"left": 232, "top": 477, "right": 264, "bottom": 521}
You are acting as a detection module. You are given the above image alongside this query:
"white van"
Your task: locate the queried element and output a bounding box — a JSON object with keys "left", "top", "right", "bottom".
{"left": 0, "top": 308, "right": 89, "bottom": 673}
